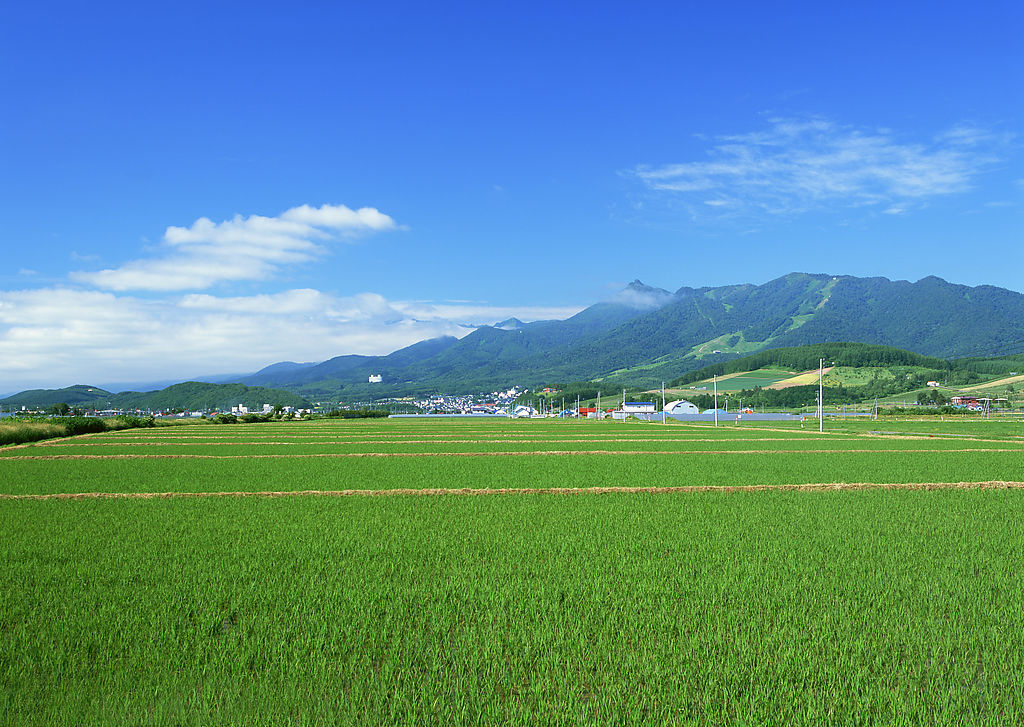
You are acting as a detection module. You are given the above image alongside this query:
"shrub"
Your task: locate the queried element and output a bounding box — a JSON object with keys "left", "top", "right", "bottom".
{"left": 321, "top": 409, "right": 389, "bottom": 419}
{"left": 60, "top": 416, "right": 110, "bottom": 436}
{"left": 0, "top": 421, "right": 66, "bottom": 446}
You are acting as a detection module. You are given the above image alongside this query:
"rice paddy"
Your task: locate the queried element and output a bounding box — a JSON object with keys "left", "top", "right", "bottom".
{"left": 3, "top": 417, "right": 1024, "bottom": 724}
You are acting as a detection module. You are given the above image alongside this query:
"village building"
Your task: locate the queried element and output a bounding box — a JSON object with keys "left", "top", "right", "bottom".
{"left": 663, "top": 399, "right": 700, "bottom": 415}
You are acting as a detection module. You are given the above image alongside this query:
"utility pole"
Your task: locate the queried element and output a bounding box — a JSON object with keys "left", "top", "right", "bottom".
{"left": 662, "top": 381, "right": 666, "bottom": 424}
{"left": 714, "top": 374, "right": 718, "bottom": 427}
{"left": 819, "top": 358, "right": 824, "bottom": 433}
{"left": 597, "top": 391, "right": 601, "bottom": 420}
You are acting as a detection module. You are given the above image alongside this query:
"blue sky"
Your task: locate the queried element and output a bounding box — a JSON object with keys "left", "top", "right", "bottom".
{"left": 1, "top": 1, "right": 1021, "bottom": 390}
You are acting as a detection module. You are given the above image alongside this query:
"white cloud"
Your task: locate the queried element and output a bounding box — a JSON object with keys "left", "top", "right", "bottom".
{"left": 630, "top": 117, "right": 1008, "bottom": 220}
{"left": 608, "top": 286, "right": 673, "bottom": 310}
{"left": 70, "top": 203, "right": 399, "bottom": 292}
{"left": 280, "top": 203, "right": 398, "bottom": 231}
{"left": 391, "top": 300, "right": 585, "bottom": 325}
{"left": 0, "top": 287, "right": 585, "bottom": 391}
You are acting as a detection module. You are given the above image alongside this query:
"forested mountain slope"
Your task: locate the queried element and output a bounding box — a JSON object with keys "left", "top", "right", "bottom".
{"left": 234, "top": 273, "right": 1024, "bottom": 396}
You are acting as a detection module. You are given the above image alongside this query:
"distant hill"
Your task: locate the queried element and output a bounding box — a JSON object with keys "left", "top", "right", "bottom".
{"left": 240, "top": 335, "right": 463, "bottom": 396}
{"left": 0, "top": 384, "right": 114, "bottom": 409}
{"left": 236, "top": 273, "right": 1024, "bottom": 397}
{"left": 1, "top": 382, "right": 310, "bottom": 411}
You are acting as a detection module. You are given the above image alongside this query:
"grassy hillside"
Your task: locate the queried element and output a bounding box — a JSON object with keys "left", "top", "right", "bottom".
{"left": 110, "top": 382, "right": 311, "bottom": 411}
{"left": 669, "top": 343, "right": 952, "bottom": 387}
{"left": 0, "top": 385, "right": 114, "bottom": 409}
{"left": 656, "top": 343, "right": 1024, "bottom": 410}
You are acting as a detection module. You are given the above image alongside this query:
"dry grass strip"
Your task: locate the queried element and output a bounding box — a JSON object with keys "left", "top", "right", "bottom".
{"left": 4, "top": 481, "right": 1023, "bottom": 501}
{"left": 32, "top": 437, "right": 846, "bottom": 447}
{"left": 3, "top": 448, "right": 1022, "bottom": 460}
{"left": 86, "top": 432, "right": 807, "bottom": 441}
{"left": 859, "top": 433, "right": 1023, "bottom": 444}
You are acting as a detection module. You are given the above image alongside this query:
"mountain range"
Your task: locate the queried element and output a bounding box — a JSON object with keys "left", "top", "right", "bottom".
{"left": 5, "top": 272, "right": 1023, "bottom": 407}
{"left": 233, "top": 272, "right": 1024, "bottom": 399}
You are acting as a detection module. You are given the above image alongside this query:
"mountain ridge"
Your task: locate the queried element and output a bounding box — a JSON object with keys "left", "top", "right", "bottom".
{"left": 8, "top": 273, "right": 1023, "bottom": 402}
{"left": 232, "top": 272, "right": 1024, "bottom": 398}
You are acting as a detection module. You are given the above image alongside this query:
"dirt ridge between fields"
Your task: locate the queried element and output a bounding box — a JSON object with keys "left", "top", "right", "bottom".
{"left": 3, "top": 481, "right": 1023, "bottom": 500}
{"left": 3, "top": 448, "right": 1022, "bottom": 460}
{"left": 29, "top": 437, "right": 849, "bottom": 447}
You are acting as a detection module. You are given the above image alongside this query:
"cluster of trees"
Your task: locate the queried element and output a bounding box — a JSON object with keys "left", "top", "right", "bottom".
{"left": 882, "top": 405, "right": 963, "bottom": 415}
{"left": 957, "top": 352, "right": 1024, "bottom": 375}
{"left": 214, "top": 408, "right": 306, "bottom": 424}
{"left": 723, "top": 385, "right": 852, "bottom": 410}
{"left": 916, "top": 389, "right": 950, "bottom": 406}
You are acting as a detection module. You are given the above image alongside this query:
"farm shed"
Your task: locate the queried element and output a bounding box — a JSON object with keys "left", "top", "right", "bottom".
{"left": 664, "top": 399, "right": 699, "bottom": 415}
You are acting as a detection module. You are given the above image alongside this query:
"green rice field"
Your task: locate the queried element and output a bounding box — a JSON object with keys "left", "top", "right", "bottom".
{"left": 3, "top": 417, "right": 1024, "bottom": 724}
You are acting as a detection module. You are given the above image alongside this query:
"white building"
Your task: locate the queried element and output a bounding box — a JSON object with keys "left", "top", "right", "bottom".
{"left": 368, "top": 374, "right": 383, "bottom": 383}
{"left": 664, "top": 399, "right": 699, "bottom": 415}
{"left": 622, "top": 401, "right": 656, "bottom": 414}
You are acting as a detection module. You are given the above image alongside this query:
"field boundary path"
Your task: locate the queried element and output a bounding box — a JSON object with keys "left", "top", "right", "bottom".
{"left": 5, "top": 447, "right": 1024, "bottom": 460}
{"left": 4, "top": 480, "right": 1023, "bottom": 500}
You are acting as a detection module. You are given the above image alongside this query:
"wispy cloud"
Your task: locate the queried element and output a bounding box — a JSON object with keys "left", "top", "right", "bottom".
{"left": 0, "top": 287, "right": 585, "bottom": 390}
{"left": 70, "top": 203, "right": 399, "bottom": 291}
{"left": 608, "top": 287, "right": 673, "bottom": 310}
{"left": 630, "top": 117, "right": 1008, "bottom": 220}
{"left": 391, "top": 300, "right": 585, "bottom": 325}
